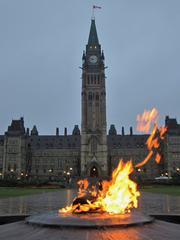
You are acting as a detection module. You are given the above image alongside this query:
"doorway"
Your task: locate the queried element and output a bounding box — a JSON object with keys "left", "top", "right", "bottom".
{"left": 90, "top": 166, "right": 98, "bottom": 177}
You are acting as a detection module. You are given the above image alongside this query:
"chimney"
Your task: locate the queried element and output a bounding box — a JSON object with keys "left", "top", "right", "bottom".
{"left": 130, "top": 126, "right": 133, "bottom": 136}
{"left": 122, "top": 127, "right": 125, "bottom": 136}
{"left": 26, "top": 128, "right": 29, "bottom": 136}
{"left": 64, "top": 127, "right": 67, "bottom": 136}
{"left": 56, "top": 128, "right": 59, "bottom": 136}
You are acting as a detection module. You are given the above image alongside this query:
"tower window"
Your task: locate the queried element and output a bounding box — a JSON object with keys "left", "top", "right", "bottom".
{"left": 96, "top": 94, "right": 99, "bottom": 100}
{"left": 88, "top": 92, "right": 92, "bottom": 100}
{"left": 94, "top": 75, "right": 96, "bottom": 84}
{"left": 91, "top": 75, "right": 93, "bottom": 84}
{"left": 94, "top": 46, "right": 97, "bottom": 49}
{"left": 87, "top": 75, "right": 90, "bottom": 84}
{"left": 98, "top": 75, "right": 100, "bottom": 84}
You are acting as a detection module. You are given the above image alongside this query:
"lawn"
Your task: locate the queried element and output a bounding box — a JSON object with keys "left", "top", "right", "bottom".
{"left": 141, "top": 185, "right": 180, "bottom": 196}
{"left": 0, "top": 187, "right": 59, "bottom": 198}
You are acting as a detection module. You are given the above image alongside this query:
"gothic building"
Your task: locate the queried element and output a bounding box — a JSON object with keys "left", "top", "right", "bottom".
{"left": 81, "top": 19, "right": 108, "bottom": 177}
{"left": 0, "top": 19, "right": 179, "bottom": 181}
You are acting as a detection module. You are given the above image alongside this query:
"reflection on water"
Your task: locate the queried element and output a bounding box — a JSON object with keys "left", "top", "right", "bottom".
{"left": 0, "top": 189, "right": 179, "bottom": 215}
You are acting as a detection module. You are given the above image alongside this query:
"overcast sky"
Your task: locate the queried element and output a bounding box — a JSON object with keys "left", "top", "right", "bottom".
{"left": 0, "top": 0, "right": 180, "bottom": 135}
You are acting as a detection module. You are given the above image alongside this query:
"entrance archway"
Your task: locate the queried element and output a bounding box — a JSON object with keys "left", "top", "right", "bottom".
{"left": 90, "top": 166, "right": 99, "bottom": 177}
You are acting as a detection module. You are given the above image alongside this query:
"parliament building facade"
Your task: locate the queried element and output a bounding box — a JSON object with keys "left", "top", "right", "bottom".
{"left": 0, "top": 19, "right": 180, "bottom": 181}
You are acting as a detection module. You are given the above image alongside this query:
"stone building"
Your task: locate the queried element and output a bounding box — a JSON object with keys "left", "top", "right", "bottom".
{"left": 81, "top": 19, "right": 108, "bottom": 177}
{"left": 0, "top": 19, "right": 179, "bottom": 181}
{"left": 163, "top": 116, "right": 180, "bottom": 177}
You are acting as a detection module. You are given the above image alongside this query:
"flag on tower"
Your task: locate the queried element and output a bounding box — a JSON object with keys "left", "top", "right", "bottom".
{"left": 93, "top": 5, "right": 102, "bottom": 9}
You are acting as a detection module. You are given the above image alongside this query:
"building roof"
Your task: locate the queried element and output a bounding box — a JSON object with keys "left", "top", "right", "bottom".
{"left": 165, "top": 116, "right": 180, "bottom": 135}
{"left": 107, "top": 134, "right": 148, "bottom": 149}
{"left": 6, "top": 117, "right": 25, "bottom": 136}
{"left": 27, "top": 135, "right": 81, "bottom": 150}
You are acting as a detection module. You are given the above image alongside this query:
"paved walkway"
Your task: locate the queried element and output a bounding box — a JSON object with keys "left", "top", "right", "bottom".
{"left": 0, "top": 189, "right": 179, "bottom": 215}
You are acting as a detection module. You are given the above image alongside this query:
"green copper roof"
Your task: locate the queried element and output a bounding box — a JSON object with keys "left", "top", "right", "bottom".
{"left": 88, "top": 19, "right": 99, "bottom": 45}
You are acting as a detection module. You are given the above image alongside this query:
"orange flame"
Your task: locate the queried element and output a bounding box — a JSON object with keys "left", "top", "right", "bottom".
{"left": 60, "top": 108, "right": 167, "bottom": 215}
{"left": 136, "top": 108, "right": 167, "bottom": 168}
{"left": 59, "top": 160, "right": 140, "bottom": 214}
{"left": 136, "top": 108, "right": 158, "bottom": 133}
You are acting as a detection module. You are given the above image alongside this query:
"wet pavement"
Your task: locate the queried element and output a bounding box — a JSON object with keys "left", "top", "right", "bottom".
{"left": 0, "top": 189, "right": 179, "bottom": 216}
{"left": 0, "top": 189, "right": 180, "bottom": 240}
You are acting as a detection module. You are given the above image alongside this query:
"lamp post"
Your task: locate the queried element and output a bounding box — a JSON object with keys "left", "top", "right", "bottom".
{"left": 66, "top": 171, "right": 70, "bottom": 184}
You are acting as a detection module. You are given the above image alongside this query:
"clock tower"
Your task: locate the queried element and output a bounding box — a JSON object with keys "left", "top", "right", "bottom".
{"left": 81, "top": 19, "right": 108, "bottom": 177}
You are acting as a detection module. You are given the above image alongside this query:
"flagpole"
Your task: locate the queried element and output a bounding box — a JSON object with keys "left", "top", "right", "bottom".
{"left": 92, "top": 6, "right": 95, "bottom": 20}
{"left": 92, "top": 5, "right": 101, "bottom": 19}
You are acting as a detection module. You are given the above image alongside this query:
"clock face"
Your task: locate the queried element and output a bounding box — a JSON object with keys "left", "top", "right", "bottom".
{"left": 89, "top": 55, "right": 98, "bottom": 64}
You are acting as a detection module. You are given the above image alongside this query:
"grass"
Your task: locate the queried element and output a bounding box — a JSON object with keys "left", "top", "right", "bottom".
{"left": 141, "top": 185, "right": 180, "bottom": 196}
{"left": 0, "top": 187, "right": 60, "bottom": 198}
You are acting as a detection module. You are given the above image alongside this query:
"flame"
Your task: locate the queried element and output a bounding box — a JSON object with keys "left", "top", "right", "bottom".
{"left": 136, "top": 107, "right": 158, "bottom": 133}
{"left": 102, "top": 160, "right": 140, "bottom": 214}
{"left": 59, "top": 108, "right": 167, "bottom": 215}
{"left": 59, "top": 160, "right": 140, "bottom": 214}
{"left": 136, "top": 108, "right": 167, "bottom": 168}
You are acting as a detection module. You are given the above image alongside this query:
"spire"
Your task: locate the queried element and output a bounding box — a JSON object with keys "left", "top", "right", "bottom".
{"left": 88, "top": 19, "right": 99, "bottom": 46}
{"left": 31, "top": 125, "right": 38, "bottom": 136}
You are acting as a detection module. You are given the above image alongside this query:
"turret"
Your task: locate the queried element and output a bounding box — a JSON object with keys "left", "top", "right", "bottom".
{"left": 31, "top": 125, "right": 38, "bottom": 136}
{"left": 109, "top": 125, "right": 117, "bottom": 135}
{"left": 72, "top": 125, "right": 80, "bottom": 135}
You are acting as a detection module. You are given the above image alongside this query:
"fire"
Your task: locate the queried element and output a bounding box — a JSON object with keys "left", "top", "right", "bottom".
{"left": 102, "top": 160, "right": 140, "bottom": 214}
{"left": 136, "top": 108, "right": 167, "bottom": 168}
{"left": 136, "top": 107, "right": 158, "bottom": 133}
{"left": 59, "top": 108, "right": 167, "bottom": 215}
{"left": 59, "top": 160, "right": 140, "bottom": 214}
